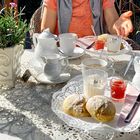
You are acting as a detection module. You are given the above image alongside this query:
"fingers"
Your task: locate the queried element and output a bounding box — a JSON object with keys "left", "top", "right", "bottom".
{"left": 114, "top": 26, "right": 125, "bottom": 37}
{"left": 113, "top": 21, "right": 133, "bottom": 37}
{"left": 120, "top": 11, "right": 133, "bottom": 19}
{"left": 113, "top": 11, "right": 133, "bottom": 37}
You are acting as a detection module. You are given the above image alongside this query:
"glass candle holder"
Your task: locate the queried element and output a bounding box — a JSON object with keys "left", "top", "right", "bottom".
{"left": 110, "top": 77, "right": 127, "bottom": 101}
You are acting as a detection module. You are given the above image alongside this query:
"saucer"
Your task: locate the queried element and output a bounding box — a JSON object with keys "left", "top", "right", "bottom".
{"left": 28, "top": 57, "right": 71, "bottom": 84}
{"left": 35, "top": 72, "right": 71, "bottom": 84}
{"left": 59, "top": 47, "right": 84, "bottom": 60}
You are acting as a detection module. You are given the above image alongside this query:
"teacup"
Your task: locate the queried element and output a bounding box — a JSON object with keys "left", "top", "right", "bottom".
{"left": 59, "top": 33, "right": 78, "bottom": 56}
{"left": 42, "top": 54, "right": 69, "bottom": 80}
{"left": 82, "top": 58, "right": 107, "bottom": 68}
{"left": 81, "top": 57, "right": 115, "bottom": 77}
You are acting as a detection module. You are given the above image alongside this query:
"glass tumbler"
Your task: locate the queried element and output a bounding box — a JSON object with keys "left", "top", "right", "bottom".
{"left": 82, "top": 58, "right": 108, "bottom": 100}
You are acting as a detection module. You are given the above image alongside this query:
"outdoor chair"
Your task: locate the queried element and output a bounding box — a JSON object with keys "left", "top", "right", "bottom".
{"left": 29, "top": 6, "right": 42, "bottom": 37}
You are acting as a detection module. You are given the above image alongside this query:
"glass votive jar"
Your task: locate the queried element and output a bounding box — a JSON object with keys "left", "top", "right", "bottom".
{"left": 110, "top": 77, "right": 127, "bottom": 101}
{"left": 94, "top": 40, "right": 105, "bottom": 50}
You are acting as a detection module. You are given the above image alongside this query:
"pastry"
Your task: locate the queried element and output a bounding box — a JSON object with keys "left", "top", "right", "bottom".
{"left": 97, "top": 34, "right": 109, "bottom": 42}
{"left": 86, "top": 95, "right": 116, "bottom": 122}
{"left": 63, "top": 94, "right": 90, "bottom": 117}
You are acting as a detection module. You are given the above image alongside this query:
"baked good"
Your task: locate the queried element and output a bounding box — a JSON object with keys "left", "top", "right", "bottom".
{"left": 63, "top": 94, "right": 90, "bottom": 117}
{"left": 86, "top": 95, "right": 116, "bottom": 122}
{"left": 97, "top": 34, "right": 109, "bottom": 42}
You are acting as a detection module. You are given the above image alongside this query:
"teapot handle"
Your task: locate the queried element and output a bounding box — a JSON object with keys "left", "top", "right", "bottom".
{"left": 33, "top": 33, "right": 39, "bottom": 47}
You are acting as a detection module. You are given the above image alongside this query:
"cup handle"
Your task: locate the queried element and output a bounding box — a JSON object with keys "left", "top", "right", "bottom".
{"left": 33, "top": 33, "right": 39, "bottom": 47}
{"left": 60, "top": 57, "right": 69, "bottom": 73}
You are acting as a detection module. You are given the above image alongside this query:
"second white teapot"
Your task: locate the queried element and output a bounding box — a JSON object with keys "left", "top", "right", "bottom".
{"left": 33, "top": 28, "right": 59, "bottom": 60}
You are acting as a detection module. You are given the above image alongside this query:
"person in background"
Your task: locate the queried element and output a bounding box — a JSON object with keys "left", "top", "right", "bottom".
{"left": 18, "top": 0, "right": 42, "bottom": 49}
{"left": 41, "top": 0, "right": 133, "bottom": 38}
{"left": 0, "top": 0, "right": 3, "bottom": 10}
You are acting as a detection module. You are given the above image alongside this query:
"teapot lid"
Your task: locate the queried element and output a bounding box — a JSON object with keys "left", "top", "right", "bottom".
{"left": 39, "top": 28, "right": 57, "bottom": 39}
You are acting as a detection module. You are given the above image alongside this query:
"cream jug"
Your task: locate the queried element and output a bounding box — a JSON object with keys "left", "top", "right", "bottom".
{"left": 41, "top": 54, "right": 69, "bottom": 80}
{"left": 33, "top": 28, "right": 59, "bottom": 61}
{"left": 132, "top": 56, "right": 140, "bottom": 90}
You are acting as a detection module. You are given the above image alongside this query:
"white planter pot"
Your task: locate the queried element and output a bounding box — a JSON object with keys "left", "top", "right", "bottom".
{"left": 0, "top": 45, "right": 24, "bottom": 89}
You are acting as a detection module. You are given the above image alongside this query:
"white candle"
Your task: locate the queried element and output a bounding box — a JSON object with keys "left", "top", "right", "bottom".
{"left": 84, "top": 74, "right": 106, "bottom": 100}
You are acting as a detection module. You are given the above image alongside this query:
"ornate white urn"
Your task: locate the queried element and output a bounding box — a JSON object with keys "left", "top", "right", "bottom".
{"left": 0, "top": 45, "right": 23, "bottom": 89}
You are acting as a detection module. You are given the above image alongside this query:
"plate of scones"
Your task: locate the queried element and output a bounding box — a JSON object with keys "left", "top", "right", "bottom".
{"left": 51, "top": 75, "right": 140, "bottom": 133}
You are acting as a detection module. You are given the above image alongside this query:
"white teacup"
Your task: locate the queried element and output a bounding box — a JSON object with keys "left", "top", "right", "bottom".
{"left": 59, "top": 33, "right": 78, "bottom": 56}
{"left": 42, "top": 54, "right": 69, "bottom": 80}
{"left": 82, "top": 58, "right": 108, "bottom": 69}
{"left": 106, "top": 35, "right": 122, "bottom": 52}
{"left": 82, "top": 58, "right": 115, "bottom": 77}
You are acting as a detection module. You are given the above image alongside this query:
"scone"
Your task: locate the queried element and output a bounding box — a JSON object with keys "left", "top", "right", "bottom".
{"left": 63, "top": 94, "right": 90, "bottom": 117}
{"left": 97, "top": 34, "right": 109, "bottom": 42}
{"left": 86, "top": 95, "right": 116, "bottom": 122}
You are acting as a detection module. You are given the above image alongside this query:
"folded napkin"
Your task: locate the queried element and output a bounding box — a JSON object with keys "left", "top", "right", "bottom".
{"left": 117, "top": 83, "right": 140, "bottom": 127}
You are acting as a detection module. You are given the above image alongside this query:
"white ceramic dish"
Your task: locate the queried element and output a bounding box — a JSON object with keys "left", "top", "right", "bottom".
{"left": 28, "top": 58, "right": 70, "bottom": 84}
{"left": 51, "top": 75, "right": 140, "bottom": 132}
{"left": 59, "top": 47, "right": 85, "bottom": 59}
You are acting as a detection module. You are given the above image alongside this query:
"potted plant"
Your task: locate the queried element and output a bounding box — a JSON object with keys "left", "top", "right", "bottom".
{"left": 0, "top": 3, "right": 28, "bottom": 88}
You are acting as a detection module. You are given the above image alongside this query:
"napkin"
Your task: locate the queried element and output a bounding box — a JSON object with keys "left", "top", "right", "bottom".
{"left": 117, "top": 83, "right": 140, "bottom": 127}
{"left": 76, "top": 36, "right": 96, "bottom": 49}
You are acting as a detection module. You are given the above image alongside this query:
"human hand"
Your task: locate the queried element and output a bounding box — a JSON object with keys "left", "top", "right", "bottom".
{"left": 113, "top": 11, "right": 133, "bottom": 37}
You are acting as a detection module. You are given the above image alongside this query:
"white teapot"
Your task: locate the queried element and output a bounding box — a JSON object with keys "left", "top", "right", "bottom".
{"left": 33, "top": 28, "right": 59, "bottom": 61}
{"left": 132, "top": 56, "right": 140, "bottom": 90}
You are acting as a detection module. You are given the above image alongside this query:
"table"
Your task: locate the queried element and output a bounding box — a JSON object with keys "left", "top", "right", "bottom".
{"left": 0, "top": 49, "right": 140, "bottom": 140}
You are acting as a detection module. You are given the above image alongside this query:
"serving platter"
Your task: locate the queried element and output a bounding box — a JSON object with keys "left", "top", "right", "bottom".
{"left": 76, "top": 35, "right": 132, "bottom": 56}
{"left": 51, "top": 75, "right": 140, "bottom": 132}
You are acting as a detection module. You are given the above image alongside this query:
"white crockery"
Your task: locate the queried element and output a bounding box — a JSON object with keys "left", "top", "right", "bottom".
{"left": 42, "top": 54, "right": 69, "bottom": 81}
{"left": 33, "top": 29, "right": 59, "bottom": 61}
{"left": 81, "top": 58, "right": 115, "bottom": 76}
{"left": 59, "top": 33, "right": 78, "bottom": 56}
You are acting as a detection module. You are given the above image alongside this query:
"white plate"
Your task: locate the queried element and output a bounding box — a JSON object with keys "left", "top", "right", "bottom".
{"left": 77, "top": 35, "right": 132, "bottom": 56}
{"left": 59, "top": 47, "right": 85, "bottom": 59}
{"left": 51, "top": 75, "right": 140, "bottom": 132}
{"left": 28, "top": 58, "right": 71, "bottom": 84}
